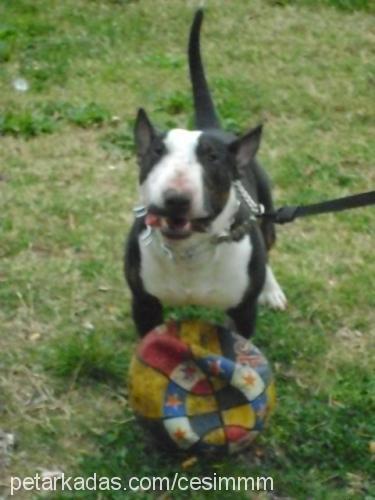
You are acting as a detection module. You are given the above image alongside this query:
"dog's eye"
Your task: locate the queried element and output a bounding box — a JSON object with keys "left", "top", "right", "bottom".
{"left": 152, "top": 143, "right": 165, "bottom": 158}
{"left": 207, "top": 150, "right": 218, "bottom": 163}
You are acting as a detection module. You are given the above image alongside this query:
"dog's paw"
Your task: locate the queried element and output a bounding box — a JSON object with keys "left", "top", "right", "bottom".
{"left": 258, "top": 286, "right": 287, "bottom": 310}
{"left": 258, "top": 266, "right": 287, "bottom": 310}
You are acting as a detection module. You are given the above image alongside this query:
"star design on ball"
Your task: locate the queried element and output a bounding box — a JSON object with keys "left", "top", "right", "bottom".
{"left": 173, "top": 427, "right": 187, "bottom": 441}
{"left": 165, "top": 394, "right": 183, "bottom": 409}
{"left": 242, "top": 372, "right": 257, "bottom": 386}
{"left": 181, "top": 364, "right": 197, "bottom": 380}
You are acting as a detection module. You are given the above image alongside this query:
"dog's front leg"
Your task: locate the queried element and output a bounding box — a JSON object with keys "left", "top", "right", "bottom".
{"left": 125, "top": 223, "right": 164, "bottom": 336}
{"left": 131, "top": 292, "right": 164, "bottom": 337}
{"left": 226, "top": 297, "right": 258, "bottom": 339}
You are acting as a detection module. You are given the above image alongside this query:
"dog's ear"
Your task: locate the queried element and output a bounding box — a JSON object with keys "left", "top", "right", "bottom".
{"left": 134, "top": 108, "right": 156, "bottom": 157}
{"left": 229, "top": 124, "right": 263, "bottom": 169}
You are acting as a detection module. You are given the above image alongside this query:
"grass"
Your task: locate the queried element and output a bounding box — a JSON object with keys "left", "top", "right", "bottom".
{"left": 0, "top": 101, "right": 112, "bottom": 138}
{"left": 0, "top": 0, "right": 374, "bottom": 498}
{"left": 267, "top": 0, "right": 372, "bottom": 11}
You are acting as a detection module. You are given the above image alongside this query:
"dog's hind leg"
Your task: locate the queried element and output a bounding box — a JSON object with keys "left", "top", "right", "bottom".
{"left": 258, "top": 265, "right": 287, "bottom": 310}
{"left": 252, "top": 161, "right": 276, "bottom": 251}
{"left": 251, "top": 162, "right": 287, "bottom": 309}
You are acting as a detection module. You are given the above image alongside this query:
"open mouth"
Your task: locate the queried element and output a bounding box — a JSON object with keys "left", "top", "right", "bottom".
{"left": 145, "top": 213, "right": 192, "bottom": 239}
{"left": 161, "top": 217, "right": 193, "bottom": 240}
{"left": 145, "top": 211, "right": 211, "bottom": 240}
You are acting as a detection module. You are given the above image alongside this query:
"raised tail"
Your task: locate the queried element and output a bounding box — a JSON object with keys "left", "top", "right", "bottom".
{"left": 188, "top": 9, "right": 221, "bottom": 130}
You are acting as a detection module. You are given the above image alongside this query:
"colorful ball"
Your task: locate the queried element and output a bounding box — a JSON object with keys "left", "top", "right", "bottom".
{"left": 128, "top": 320, "right": 276, "bottom": 455}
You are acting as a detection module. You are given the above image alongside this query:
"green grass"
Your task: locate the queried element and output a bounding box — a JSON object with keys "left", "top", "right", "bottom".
{"left": 0, "top": 0, "right": 374, "bottom": 499}
{"left": 0, "top": 101, "right": 112, "bottom": 138}
{"left": 267, "top": 0, "right": 373, "bottom": 11}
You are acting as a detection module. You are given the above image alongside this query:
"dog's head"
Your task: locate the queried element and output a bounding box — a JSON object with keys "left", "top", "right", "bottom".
{"left": 134, "top": 108, "right": 262, "bottom": 240}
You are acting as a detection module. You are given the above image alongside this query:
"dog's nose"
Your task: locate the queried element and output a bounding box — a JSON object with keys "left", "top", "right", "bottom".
{"left": 164, "top": 189, "right": 191, "bottom": 215}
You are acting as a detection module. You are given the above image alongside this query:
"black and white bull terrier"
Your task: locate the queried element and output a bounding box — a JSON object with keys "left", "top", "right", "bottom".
{"left": 125, "top": 9, "right": 286, "bottom": 338}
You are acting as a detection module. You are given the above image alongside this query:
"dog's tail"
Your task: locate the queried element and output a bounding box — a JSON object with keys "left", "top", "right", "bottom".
{"left": 188, "top": 9, "right": 221, "bottom": 130}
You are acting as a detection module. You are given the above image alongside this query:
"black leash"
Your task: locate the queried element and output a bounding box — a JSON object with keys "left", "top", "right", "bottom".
{"left": 133, "top": 187, "right": 375, "bottom": 246}
{"left": 264, "top": 190, "right": 375, "bottom": 225}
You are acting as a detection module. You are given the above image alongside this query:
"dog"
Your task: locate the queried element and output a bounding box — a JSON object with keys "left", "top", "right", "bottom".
{"left": 125, "top": 9, "right": 286, "bottom": 338}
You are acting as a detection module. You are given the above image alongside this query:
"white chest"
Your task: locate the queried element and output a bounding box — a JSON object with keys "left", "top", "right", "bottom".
{"left": 139, "top": 233, "right": 252, "bottom": 309}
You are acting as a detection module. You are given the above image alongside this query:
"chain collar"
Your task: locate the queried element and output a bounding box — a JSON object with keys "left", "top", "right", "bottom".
{"left": 233, "top": 180, "right": 265, "bottom": 218}
{"left": 213, "top": 180, "right": 264, "bottom": 243}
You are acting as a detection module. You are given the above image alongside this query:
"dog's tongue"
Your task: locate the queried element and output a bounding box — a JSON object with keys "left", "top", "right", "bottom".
{"left": 145, "top": 213, "right": 162, "bottom": 227}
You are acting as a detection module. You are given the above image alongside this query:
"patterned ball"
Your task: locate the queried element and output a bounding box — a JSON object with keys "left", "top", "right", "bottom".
{"left": 128, "top": 320, "right": 276, "bottom": 455}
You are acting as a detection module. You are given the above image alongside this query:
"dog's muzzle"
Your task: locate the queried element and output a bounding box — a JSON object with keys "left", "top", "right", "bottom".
{"left": 133, "top": 180, "right": 264, "bottom": 244}
{"left": 137, "top": 193, "right": 211, "bottom": 241}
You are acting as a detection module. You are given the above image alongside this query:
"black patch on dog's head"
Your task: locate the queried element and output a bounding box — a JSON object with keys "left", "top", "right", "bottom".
{"left": 134, "top": 108, "right": 166, "bottom": 184}
{"left": 196, "top": 131, "right": 235, "bottom": 217}
{"left": 196, "top": 125, "right": 263, "bottom": 219}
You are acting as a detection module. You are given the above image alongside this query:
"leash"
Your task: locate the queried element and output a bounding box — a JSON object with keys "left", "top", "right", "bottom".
{"left": 226, "top": 183, "right": 375, "bottom": 242}
{"left": 261, "top": 190, "right": 375, "bottom": 225}
{"left": 134, "top": 185, "right": 375, "bottom": 253}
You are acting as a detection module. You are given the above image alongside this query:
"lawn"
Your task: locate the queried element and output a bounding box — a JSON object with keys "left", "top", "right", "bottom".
{"left": 0, "top": 0, "right": 374, "bottom": 498}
